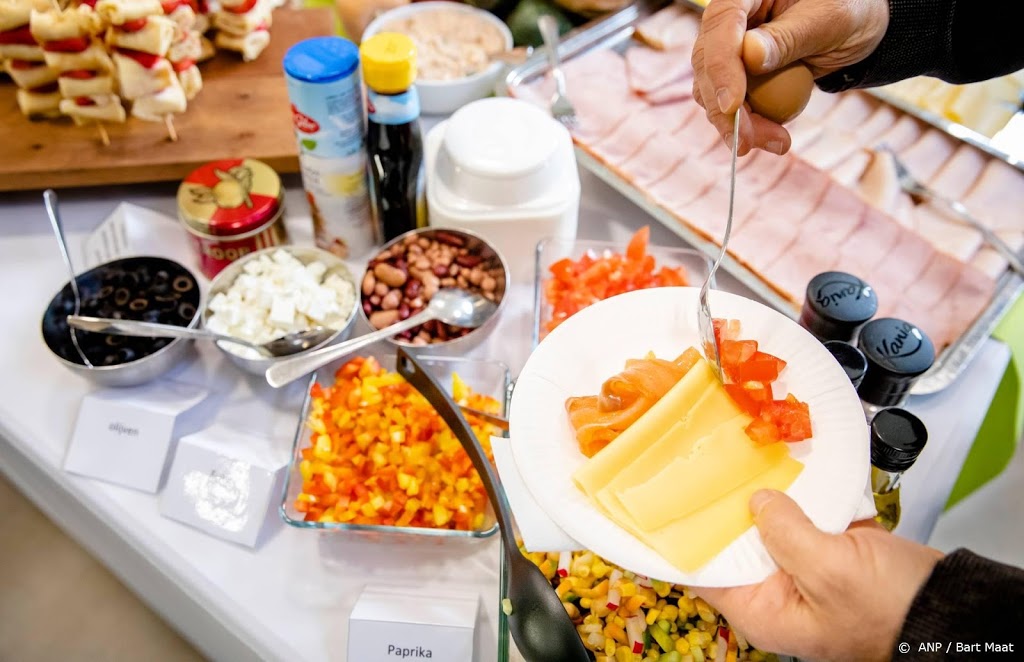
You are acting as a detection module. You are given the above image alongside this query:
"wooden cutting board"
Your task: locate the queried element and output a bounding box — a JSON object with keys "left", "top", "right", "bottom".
{"left": 0, "top": 8, "right": 334, "bottom": 192}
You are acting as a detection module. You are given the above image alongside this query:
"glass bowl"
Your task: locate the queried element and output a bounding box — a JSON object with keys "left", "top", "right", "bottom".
{"left": 532, "top": 236, "right": 714, "bottom": 348}
{"left": 279, "top": 345, "right": 510, "bottom": 544}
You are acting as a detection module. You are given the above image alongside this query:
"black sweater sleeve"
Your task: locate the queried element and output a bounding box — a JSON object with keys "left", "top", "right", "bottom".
{"left": 817, "top": 0, "right": 1024, "bottom": 92}
{"left": 895, "top": 549, "right": 1024, "bottom": 659}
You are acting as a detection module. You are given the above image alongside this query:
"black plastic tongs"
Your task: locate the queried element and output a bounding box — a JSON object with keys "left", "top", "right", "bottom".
{"left": 396, "top": 348, "right": 590, "bottom": 662}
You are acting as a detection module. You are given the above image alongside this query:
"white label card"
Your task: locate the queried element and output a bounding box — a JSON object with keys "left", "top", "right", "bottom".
{"left": 64, "top": 381, "right": 209, "bottom": 493}
{"left": 348, "top": 586, "right": 478, "bottom": 662}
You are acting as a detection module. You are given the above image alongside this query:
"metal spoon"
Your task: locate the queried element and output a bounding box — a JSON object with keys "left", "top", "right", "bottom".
{"left": 696, "top": 112, "right": 740, "bottom": 382}
{"left": 44, "top": 189, "right": 92, "bottom": 368}
{"left": 67, "top": 315, "right": 335, "bottom": 359}
{"left": 395, "top": 349, "right": 590, "bottom": 662}
{"left": 265, "top": 288, "right": 496, "bottom": 389}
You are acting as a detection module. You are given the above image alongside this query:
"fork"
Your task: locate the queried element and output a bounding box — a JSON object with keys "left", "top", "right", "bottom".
{"left": 538, "top": 15, "right": 577, "bottom": 130}
{"left": 879, "top": 145, "right": 1024, "bottom": 276}
{"left": 697, "top": 112, "right": 741, "bottom": 382}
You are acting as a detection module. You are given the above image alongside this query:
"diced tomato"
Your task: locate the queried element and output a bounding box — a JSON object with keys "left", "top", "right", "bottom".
{"left": 172, "top": 58, "right": 196, "bottom": 73}
{"left": 724, "top": 384, "right": 761, "bottom": 418}
{"left": 712, "top": 318, "right": 742, "bottom": 346}
{"left": 625, "top": 225, "right": 649, "bottom": 262}
{"left": 0, "top": 25, "right": 35, "bottom": 46}
{"left": 730, "top": 351, "right": 787, "bottom": 384}
{"left": 720, "top": 339, "right": 758, "bottom": 368}
{"left": 60, "top": 69, "right": 98, "bottom": 80}
{"left": 161, "top": 0, "right": 189, "bottom": 13}
{"left": 9, "top": 59, "right": 42, "bottom": 70}
{"left": 745, "top": 418, "right": 780, "bottom": 446}
{"left": 121, "top": 18, "right": 149, "bottom": 33}
{"left": 224, "top": 0, "right": 258, "bottom": 14}
{"left": 74, "top": 97, "right": 97, "bottom": 106}
{"left": 43, "top": 37, "right": 90, "bottom": 53}
{"left": 116, "top": 48, "right": 162, "bottom": 69}
{"left": 255, "top": 21, "right": 269, "bottom": 32}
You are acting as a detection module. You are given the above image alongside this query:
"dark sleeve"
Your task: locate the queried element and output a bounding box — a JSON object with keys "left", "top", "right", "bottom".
{"left": 895, "top": 549, "right": 1024, "bottom": 659}
{"left": 817, "top": 0, "right": 1024, "bottom": 92}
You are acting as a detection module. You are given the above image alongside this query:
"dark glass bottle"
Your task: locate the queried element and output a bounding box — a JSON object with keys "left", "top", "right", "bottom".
{"left": 823, "top": 340, "right": 868, "bottom": 388}
{"left": 799, "top": 271, "right": 878, "bottom": 342}
{"left": 359, "top": 33, "right": 424, "bottom": 243}
{"left": 870, "top": 408, "right": 928, "bottom": 532}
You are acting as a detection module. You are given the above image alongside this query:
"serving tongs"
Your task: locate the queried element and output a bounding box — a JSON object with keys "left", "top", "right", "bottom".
{"left": 880, "top": 145, "right": 1024, "bottom": 276}
{"left": 395, "top": 349, "right": 589, "bottom": 662}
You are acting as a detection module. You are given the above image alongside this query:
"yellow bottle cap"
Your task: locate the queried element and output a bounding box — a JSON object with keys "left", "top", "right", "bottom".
{"left": 360, "top": 33, "right": 417, "bottom": 94}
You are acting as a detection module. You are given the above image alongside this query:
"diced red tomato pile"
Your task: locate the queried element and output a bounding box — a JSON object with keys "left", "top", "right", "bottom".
{"left": 543, "top": 226, "right": 689, "bottom": 335}
{"left": 715, "top": 319, "right": 813, "bottom": 445}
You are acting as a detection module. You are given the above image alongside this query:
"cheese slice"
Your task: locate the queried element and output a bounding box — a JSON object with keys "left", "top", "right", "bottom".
{"left": 603, "top": 386, "right": 748, "bottom": 496}
{"left": 573, "top": 358, "right": 714, "bottom": 497}
{"left": 641, "top": 455, "right": 804, "bottom": 572}
{"left": 616, "top": 421, "right": 791, "bottom": 531}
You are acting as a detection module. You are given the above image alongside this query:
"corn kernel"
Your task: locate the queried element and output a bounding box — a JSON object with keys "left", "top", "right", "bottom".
{"left": 749, "top": 651, "right": 765, "bottom": 662}
{"left": 661, "top": 605, "right": 679, "bottom": 622}
{"left": 708, "top": 642, "right": 719, "bottom": 660}
{"left": 645, "top": 609, "right": 660, "bottom": 625}
{"left": 692, "top": 646, "right": 706, "bottom": 662}
{"left": 580, "top": 598, "right": 593, "bottom": 609}
{"left": 605, "top": 638, "right": 616, "bottom": 657}
{"left": 620, "top": 582, "right": 637, "bottom": 597}
{"left": 675, "top": 637, "right": 691, "bottom": 654}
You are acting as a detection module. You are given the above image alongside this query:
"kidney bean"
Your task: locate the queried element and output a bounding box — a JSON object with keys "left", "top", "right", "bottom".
{"left": 362, "top": 300, "right": 373, "bottom": 315}
{"left": 455, "top": 254, "right": 482, "bottom": 268}
{"left": 398, "top": 303, "right": 411, "bottom": 320}
{"left": 404, "top": 279, "right": 421, "bottom": 299}
{"left": 432, "top": 263, "right": 448, "bottom": 277}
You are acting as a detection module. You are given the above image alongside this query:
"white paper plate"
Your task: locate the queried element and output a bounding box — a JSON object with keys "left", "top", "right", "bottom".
{"left": 509, "top": 287, "right": 869, "bottom": 587}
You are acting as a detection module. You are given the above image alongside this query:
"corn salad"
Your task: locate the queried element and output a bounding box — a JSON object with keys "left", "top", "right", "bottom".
{"left": 294, "top": 356, "right": 501, "bottom": 529}
{"left": 519, "top": 549, "right": 778, "bottom": 662}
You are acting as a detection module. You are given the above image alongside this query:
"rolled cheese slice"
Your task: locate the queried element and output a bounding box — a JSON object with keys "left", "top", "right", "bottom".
{"left": 0, "top": 0, "right": 52, "bottom": 32}
{"left": 58, "top": 72, "right": 116, "bottom": 97}
{"left": 4, "top": 58, "right": 57, "bottom": 88}
{"left": 214, "top": 27, "right": 268, "bottom": 62}
{"left": 59, "top": 93, "right": 127, "bottom": 123}
{"left": 130, "top": 76, "right": 186, "bottom": 120}
{"left": 15, "top": 86, "right": 60, "bottom": 116}
{"left": 167, "top": 28, "right": 200, "bottom": 62}
{"left": 213, "top": 1, "right": 272, "bottom": 36}
{"left": 176, "top": 61, "right": 201, "bottom": 100}
{"left": 105, "top": 15, "right": 175, "bottom": 55}
{"left": 0, "top": 42, "right": 45, "bottom": 61}
{"left": 30, "top": 6, "right": 102, "bottom": 42}
{"left": 197, "top": 33, "right": 214, "bottom": 61}
{"left": 43, "top": 39, "right": 113, "bottom": 72}
{"left": 112, "top": 49, "right": 173, "bottom": 99}
{"left": 166, "top": 4, "right": 197, "bottom": 32}
{"left": 95, "top": 0, "right": 162, "bottom": 25}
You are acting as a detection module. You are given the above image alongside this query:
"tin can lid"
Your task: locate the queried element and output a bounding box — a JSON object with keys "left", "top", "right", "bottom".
{"left": 177, "top": 159, "right": 282, "bottom": 236}
{"left": 283, "top": 36, "right": 359, "bottom": 83}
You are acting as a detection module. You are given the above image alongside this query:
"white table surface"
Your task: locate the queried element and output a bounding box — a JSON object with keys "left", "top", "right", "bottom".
{"left": 0, "top": 168, "right": 1009, "bottom": 662}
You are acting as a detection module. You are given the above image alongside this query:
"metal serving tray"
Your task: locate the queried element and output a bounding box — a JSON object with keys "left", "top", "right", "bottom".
{"left": 504, "top": 0, "right": 1023, "bottom": 394}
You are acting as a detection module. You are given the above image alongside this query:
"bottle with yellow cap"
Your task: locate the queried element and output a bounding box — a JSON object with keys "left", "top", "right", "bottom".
{"left": 360, "top": 32, "right": 425, "bottom": 242}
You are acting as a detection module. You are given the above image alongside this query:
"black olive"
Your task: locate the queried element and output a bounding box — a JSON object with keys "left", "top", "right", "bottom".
{"left": 129, "top": 298, "right": 148, "bottom": 312}
{"left": 178, "top": 302, "right": 196, "bottom": 320}
{"left": 98, "top": 285, "right": 114, "bottom": 299}
{"left": 104, "top": 334, "right": 124, "bottom": 347}
{"left": 114, "top": 288, "right": 130, "bottom": 306}
{"left": 172, "top": 275, "right": 193, "bottom": 293}
{"left": 117, "top": 347, "right": 136, "bottom": 363}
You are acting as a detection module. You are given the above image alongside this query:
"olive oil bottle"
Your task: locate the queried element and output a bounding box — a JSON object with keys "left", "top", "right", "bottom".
{"left": 870, "top": 408, "right": 928, "bottom": 532}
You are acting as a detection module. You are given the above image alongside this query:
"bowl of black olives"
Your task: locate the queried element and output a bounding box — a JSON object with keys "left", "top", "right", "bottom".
{"left": 41, "top": 257, "right": 202, "bottom": 387}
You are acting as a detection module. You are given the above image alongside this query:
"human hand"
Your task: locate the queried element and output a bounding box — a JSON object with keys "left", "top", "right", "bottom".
{"left": 691, "top": 0, "right": 890, "bottom": 155}
{"left": 698, "top": 489, "right": 943, "bottom": 661}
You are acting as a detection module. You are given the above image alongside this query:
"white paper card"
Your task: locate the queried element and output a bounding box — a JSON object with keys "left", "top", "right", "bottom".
{"left": 348, "top": 586, "right": 478, "bottom": 662}
{"left": 64, "top": 381, "right": 209, "bottom": 493}
{"left": 159, "top": 424, "right": 288, "bottom": 548}
{"left": 83, "top": 202, "right": 195, "bottom": 269}
{"left": 492, "top": 436, "right": 581, "bottom": 552}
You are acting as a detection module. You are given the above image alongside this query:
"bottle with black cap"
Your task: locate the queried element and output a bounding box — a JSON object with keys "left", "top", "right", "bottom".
{"left": 823, "top": 340, "right": 867, "bottom": 388}
{"left": 870, "top": 408, "right": 929, "bottom": 532}
{"left": 799, "top": 271, "right": 878, "bottom": 343}
{"left": 856, "top": 318, "right": 936, "bottom": 420}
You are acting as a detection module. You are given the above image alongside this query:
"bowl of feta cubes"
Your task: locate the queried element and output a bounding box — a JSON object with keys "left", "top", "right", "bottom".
{"left": 202, "top": 247, "right": 359, "bottom": 375}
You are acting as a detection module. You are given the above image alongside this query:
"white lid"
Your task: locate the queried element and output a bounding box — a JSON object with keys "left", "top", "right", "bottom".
{"left": 431, "top": 98, "right": 577, "bottom": 210}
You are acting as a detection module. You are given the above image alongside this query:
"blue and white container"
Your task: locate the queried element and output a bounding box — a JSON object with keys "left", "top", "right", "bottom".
{"left": 284, "top": 36, "right": 376, "bottom": 259}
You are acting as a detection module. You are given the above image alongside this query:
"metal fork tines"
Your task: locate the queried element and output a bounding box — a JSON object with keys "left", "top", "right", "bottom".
{"left": 879, "top": 145, "right": 1024, "bottom": 276}
{"left": 538, "top": 15, "right": 577, "bottom": 129}
{"left": 697, "top": 112, "right": 742, "bottom": 381}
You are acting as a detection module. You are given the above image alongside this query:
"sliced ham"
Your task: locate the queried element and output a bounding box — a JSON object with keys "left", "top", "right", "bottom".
{"left": 763, "top": 242, "right": 839, "bottom": 303}
{"left": 892, "top": 192, "right": 916, "bottom": 228}
{"left": 949, "top": 266, "right": 997, "bottom": 336}
{"left": 648, "top": 156, "right": 720, "bottom": 211}
{"left": 903, "top": 251, "right": 963, "bottom": 308}
{"left": 635, "top": 4, "right": 700, "bottom": 51}
{"left": 970, "top": 248, "right": 1009, "bottom": 279}
{"left": 997, "top": 230, "right": 1024, "bottom": 251}
{"left": 875, "top": 114, "right": 923, "bottom": 152}
{"left": 592, "top": 100, "right": 692, "bottom": 166}
{"left": 822, "top": 92, "right": 879, "bottom": 130}
{"left": 868, "top": 229, "right": 938, "bottom": 313}
{"left": 889, "top": 301, "right": 955, "bottom": 349}
{"left": 671, "top": 107, "right": 724, "bottom": 157}
{"left": 896, "top": 129, "right": 959, "bottom": 182}
{"left": 927, "top": 144, "right": 988, "bottom": 200}
{"left": 800, "top": 89, "right": 839, "bottom": 120}
{"left": 571, "top": 84, "right": 646, "bottom": 144}
{"left": 734, "top": 149, "right": 791, "bottom": 194}
{"left": 857, "top": 149, "right": 902, "bottom": 212}
{"left": 788, "top": 119, "right": 824, "bottom": 153}
{"left": 830, "top": 149, "right": 872, "bottom": 188}
{"left": 667, "top": 180, "right": 759, "bottom": 241}
{"left": 913, "top": 203, "right": 983, "bottom": 261}
{"left": 798, "top": 183, "right": 868, "bottom": 248}
{"left": 643, "top": 78, "right": 693, "bottom": 105}
{"left": 837, "top": 207, "right": 904, "bottom": 274}
{"left": 852, "top": 104, "right": 899, "bottom": 145}
{"left": 626, "top": 46, "right": 692, "bottom": 95}
{"left": 620, "top": 130, "right": 694, "bottom": 187}
{"left": 563, "top": 48, "right": 628, "bottom": 83}
{"left": 962, "top": 159, "right": 1024, "bottom": 231}
{"left": 800, "top": 130, "right": 860, "bottom": 171}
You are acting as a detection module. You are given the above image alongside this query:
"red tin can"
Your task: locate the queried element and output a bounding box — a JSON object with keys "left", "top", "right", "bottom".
{"left": 177, "top": 158, "right": 289, "bottom": 279}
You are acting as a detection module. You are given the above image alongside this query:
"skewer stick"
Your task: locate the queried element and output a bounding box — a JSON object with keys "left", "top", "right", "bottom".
{"left": 164, "top": 115, "right": 178, "bottom": 142}
{"left": 96, "top": 121, "right": 110, "bottom": 146}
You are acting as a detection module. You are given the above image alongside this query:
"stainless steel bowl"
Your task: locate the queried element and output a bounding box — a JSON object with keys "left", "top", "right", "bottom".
{"left": 41, "top": 256, "right": 201, "bottom": 388}
{"left": 358, "top": 227, "right": 510, "bottom": 355}
{"left": 203, "top": 246, "right": 359, "bottom": 376}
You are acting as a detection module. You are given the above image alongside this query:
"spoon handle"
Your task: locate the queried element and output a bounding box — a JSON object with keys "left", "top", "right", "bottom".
{"left": 265, "top": 310, "right": 435, "bottom": 389}
{"left": 396, "top": 348, "right": 519, "bottom": 553}
{"left": 67, "top": 315, "right": 266, "bottom": 352}
{"left": 43, "top": 190, "right": 79, "bottom": 298}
